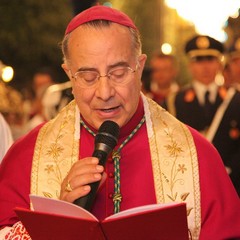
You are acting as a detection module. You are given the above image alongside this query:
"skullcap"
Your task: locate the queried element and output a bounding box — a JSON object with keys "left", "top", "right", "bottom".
{"left": 65, "top": 5, "right": 137, "bottom": 35}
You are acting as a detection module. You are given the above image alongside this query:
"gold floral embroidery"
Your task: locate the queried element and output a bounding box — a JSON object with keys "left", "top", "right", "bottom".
{"left": 44, "top": 118, "right": 70, "bottom": 187}
{"left": 44, "top": 165, "right": 54, "bottom": 174}
{"left": 144, "top": 97, "right": 201, "bottom": 236}
{"left": 31, "top": 101, "right": 79, "bottom": 200}
{"left": 181, "top": 192, "right": 190, "bottom": 201}
{"left": 46, "top": 143, "right": 64, "bottom": 159}
{"left": 178, "top": 164, "right": 187, "bottom": 174}
{"left": 187, "top": 208, "right": 193, "bottom": 216}
{"left": 161, "top": 126, "right": 190, "bottom": 202}
{"left": 165, "top": 141, "right": 183, "bottom": 157}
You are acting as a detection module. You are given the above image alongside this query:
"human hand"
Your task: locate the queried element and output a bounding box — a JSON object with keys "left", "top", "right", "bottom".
{"left": 60, "top": 157, "right": 105, "bottom": 203}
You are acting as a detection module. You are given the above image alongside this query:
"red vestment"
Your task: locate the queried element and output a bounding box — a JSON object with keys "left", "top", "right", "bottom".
{"left": 0, "top": 101, "right": 240, "bottom": 239}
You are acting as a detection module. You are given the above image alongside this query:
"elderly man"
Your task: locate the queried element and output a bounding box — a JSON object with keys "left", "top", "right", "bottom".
{"left": 0, "top": 6, "right": 239, "bottom": 240}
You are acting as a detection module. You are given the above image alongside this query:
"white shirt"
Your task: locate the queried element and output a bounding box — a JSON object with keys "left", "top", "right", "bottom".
{"left": 192, "top": 81, "right": 218, "bottom": 105}
{"left": 0, "top": 113, "right": 13, "bottom": 162}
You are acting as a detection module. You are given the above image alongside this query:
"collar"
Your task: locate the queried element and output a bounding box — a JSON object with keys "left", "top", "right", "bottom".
{"left": 192, "top": 80, "right": 218, "bottom": 105}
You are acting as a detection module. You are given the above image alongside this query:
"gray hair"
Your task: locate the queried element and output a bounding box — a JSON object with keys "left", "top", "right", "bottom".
{"left": 61, "top": 20, "right": 142, "bottom": 64}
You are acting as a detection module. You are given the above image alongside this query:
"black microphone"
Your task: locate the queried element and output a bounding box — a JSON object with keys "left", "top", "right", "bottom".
{"left": 73, "top": 120, "right": 120, "bottom": 210}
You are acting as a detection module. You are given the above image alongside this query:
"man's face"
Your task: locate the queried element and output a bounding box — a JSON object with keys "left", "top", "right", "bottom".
{"left": 229, "top": 57, "right": 240, "bottom": 84}
{"left": 150, "top": 57, "right": 177, "bottom": 88}
{"left": 62, "top": 23, "right": 146, "bottom": 130}
{"left": 33, "top": 74, "right": 53, "bottom": 91}
{"left": 189, "top": 57, "right": 221, "bottom": 85}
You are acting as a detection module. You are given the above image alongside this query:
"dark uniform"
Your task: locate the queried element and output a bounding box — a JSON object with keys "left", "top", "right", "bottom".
{"left": 165, "top": 35, "right": 240, "bottom": 195}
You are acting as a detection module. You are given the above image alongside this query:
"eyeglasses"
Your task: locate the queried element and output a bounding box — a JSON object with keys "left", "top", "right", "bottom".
{"left": 71, "top": 65, "right": 138, "bottom": 88}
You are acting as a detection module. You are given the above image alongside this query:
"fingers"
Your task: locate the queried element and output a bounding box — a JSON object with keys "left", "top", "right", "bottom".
{"left": 71, "top": 158, "right": 104, "bottom": 178}
{"left": 60, "top": 157, "right": 104, "bottom": 203}
{"left": 99, "top": 172, "right": 107, "bottom": 188}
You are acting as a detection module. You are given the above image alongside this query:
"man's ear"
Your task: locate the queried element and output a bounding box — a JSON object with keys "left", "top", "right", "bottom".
{"left": 139, "top": 54, "right": 147, "bottom": 67}
{"left": 62, "top": 63, "right": 75, "bottom": 96}
{"left": 138, "top": 54, "right": 147, "bottom": 76}
{"left": 61, "top": 63, "right": 72, "bottom": 80}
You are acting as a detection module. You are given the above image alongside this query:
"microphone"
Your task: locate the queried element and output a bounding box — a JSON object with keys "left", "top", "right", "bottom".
{"left": 74, "top": 120, "right": 120, "bottom": 210}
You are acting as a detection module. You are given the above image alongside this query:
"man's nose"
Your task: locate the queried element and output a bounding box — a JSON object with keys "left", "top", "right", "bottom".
{"left": 95, "top": 76, "right": 115, "bottom": 100}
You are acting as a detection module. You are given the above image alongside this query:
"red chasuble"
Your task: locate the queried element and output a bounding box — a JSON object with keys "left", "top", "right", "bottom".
{"left": 0, "top": 99, "right": 240, "bottom": 239}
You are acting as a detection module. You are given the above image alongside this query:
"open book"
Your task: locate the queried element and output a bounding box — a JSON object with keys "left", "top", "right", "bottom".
{"left": 15, "top": 195, "right": 189, "bottom": 240}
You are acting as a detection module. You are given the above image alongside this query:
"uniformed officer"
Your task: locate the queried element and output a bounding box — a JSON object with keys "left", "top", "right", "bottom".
{"left": 165, "top": 35, "right": 240, "bottom": 196}
{"left": 149, "top": 52, "right": 179, "bottom": 106}
{"left": 226, "top": 37, "right": 240, "bottom": 90}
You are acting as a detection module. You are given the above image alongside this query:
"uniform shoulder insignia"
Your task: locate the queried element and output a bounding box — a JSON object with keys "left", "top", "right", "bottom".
{"left": 229, "top": 120, "right": 240, "bottom": 140}
{"left": 184, "top": 89, "right": 195, "bottom": 102}
{"left": 218, "top": 86, "right": 227, "bottom": 99}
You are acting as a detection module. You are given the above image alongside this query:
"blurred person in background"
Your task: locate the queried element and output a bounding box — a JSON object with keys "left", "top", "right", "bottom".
{"left": 140, "top": 66, "right": 152, "bottom": 97}
{"left": 227, "top": 37, "right": 240, "bottom": 91}
{"left": 0, "top": 113, "right": 13, "bottom": 163}
{"left": 222, "top": 63, "right": 234, "bottom": 88}
{"left": 164, "top": 35, "right": 240, "bottom": 195}
{"left": 23, "top": 68, "right": 55, "bottom": 132}
{"left": 42, "top": 80, "right": 74, "bottom": 120}
{"left": 149, "top": 52, "right": 179, "bottom": 106}
{"left": 0, "top": 81, "right": 24, "bottom": 141}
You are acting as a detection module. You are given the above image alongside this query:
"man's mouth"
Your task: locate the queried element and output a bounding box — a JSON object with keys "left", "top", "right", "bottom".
{"left": 100, "top": 106, "right": 120, "bottom": 113}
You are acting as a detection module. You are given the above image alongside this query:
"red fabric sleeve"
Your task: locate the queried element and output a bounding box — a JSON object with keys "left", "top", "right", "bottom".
{"left": 0, "top": 124, "right": 43, "bottom": 228}
{"left": 188, "top": 126, "right": 240, "bottom": 239}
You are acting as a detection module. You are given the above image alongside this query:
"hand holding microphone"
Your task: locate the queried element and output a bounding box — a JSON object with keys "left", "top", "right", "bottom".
{"left": 60, "top": 120, "right": 120, "bottom": 211}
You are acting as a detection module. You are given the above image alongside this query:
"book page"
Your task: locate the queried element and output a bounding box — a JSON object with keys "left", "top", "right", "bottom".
{"left": 30, "top": 195, "right": 98, "bottom": 221}
{"left": 105, "top": 202, "right": 184, "bottom": 220}
{"left": 101, "top": 202, "right": 188, "bottom": 240}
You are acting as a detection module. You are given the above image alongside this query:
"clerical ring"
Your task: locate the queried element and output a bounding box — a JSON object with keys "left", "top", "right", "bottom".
{"left": 65, "top": 180, "right": 73, "bottom": 192}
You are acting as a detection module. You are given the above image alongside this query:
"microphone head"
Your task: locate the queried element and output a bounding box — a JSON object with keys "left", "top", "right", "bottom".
{"left": 95, "top": 120, "right": 120, "bottom": 150}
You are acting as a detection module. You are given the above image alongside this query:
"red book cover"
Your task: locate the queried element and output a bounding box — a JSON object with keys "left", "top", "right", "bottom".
{"left": 15, "top": 195, "right": 189, "bottom": 240}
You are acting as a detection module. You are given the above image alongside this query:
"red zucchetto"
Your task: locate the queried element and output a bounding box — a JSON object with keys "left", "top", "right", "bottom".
{"left": 65, "top": 5, "right": 137, "bottom": 35}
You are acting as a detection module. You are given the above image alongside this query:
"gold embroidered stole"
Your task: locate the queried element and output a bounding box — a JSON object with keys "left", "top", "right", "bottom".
{"left": 31, "top": 101, "right": 79, "bottom": 199}
{"left": 143, "top": 97, "right": 201, "bottom": 239}
{"left": 31, "top": 96, "right": 201, "bottom": 239}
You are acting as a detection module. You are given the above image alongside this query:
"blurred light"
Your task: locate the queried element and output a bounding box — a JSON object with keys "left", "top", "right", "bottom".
{"left": 215, "top": 72, "right": 225, "bottom": 86}
{"left": 2, "top": 66, "right": 14, "bottom": 82}
{"left": 0, "top": 61, "right": 14, "bottom": 82}
{"left": 231, "top": 10, "right": 240, "bottom": 18}
{"left": 161, "top": 43, "right": 172, "bottom": 54}
{"left": 165, "top": 0, "right": 240, "bottom": 42}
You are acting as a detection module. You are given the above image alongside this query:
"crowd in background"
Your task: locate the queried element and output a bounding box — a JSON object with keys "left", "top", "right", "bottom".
{"left": 0, "top": 68, "right": 73, "bottom": 142}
